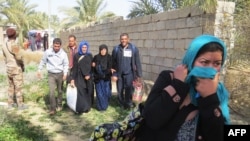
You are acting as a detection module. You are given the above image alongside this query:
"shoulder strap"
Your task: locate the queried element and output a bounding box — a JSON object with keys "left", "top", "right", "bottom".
{"left": 5, "top": 42, "right": 15, "bottom": 56}
{"left": 114, "top": 46, "right": 119, "bottom": 60}
{"left": 78, "top": 56, "right": 84, "bottom": 63}
{"left": 115, "top": 46, "right": 119, "bottom": 54}
{"left": 131, "top": 44, "right": 136, "bottom": 56}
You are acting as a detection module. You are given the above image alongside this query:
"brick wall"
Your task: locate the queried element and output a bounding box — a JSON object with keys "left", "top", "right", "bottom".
{"left": 60, "top": 1, "right": 235, "bottom": 82}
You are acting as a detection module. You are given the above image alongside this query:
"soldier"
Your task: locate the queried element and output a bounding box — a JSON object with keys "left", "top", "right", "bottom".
{"left": 2, "top": 27, "right": 28, "bottom": 110}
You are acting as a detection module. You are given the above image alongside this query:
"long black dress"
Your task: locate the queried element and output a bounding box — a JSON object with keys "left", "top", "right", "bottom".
{"left": 71, "top": 53, "right": 93, "bottom": 113}
{"left": 92, "top": 47, "right": 112, "bottom": 111}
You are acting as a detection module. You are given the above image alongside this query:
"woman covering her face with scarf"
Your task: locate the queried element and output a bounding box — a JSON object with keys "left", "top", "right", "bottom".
{"left": 70, "top": 40, "right": 94, "bottom": 114}
{"left": 135, "top": 34, "right": 230, "bottom": 141}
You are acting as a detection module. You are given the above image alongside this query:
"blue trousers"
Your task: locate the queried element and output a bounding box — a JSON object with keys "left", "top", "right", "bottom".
{"left": 95, "top": 80, "right": 111, "bottom": 111}
{"left": 117, "top": 72, "right": 134, "bottom": 107}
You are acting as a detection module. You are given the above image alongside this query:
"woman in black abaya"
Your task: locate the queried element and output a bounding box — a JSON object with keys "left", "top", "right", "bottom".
{"left": 70, "top": 40, "right": 93, "bottom": 114}
{"left": 92, "top": 44, "right": 112, "bottom": 111}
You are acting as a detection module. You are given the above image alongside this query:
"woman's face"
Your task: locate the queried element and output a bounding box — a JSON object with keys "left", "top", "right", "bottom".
{"left": 193, "top": 51, "right": 223, "bottom": 72}
{"left": 100, "top": 48, "right": 107, "bottom": 56}
{"left": 81, "top": 45, "right": 87, "bottom": 53}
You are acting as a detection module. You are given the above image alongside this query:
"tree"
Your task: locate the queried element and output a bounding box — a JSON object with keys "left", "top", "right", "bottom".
{"left": 33, "top": 12, "right": 61, "bottom": 36}
{"left": 127, "top": 0, "right": 219, "bottom": 19}
{"left": 181, "top": 0, "right": 217, "bottom": 13}
{"left": 127, "top": 0, "right": 160, "bottom": 19}
{"left": 0, "top": 0, "right": 43, "bottom": 43}
{"left": 59, "top": 0, "right": 115, "bottom": 30}
{"left": 232, "top": 0, "right": 250, "bottom": 53}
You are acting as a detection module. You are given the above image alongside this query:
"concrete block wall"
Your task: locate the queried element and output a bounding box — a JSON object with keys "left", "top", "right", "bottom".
{"left": 60, "top": 1, "right": 235, "bottom": 82}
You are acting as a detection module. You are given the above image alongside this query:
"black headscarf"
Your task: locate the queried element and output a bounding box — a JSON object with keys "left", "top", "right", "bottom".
{"left": 95, "top": 44, "right": 109, "bottom": 71}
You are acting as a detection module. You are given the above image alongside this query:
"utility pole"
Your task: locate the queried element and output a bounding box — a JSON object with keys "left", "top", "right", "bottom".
{"left": 48, "top": 0, "right": 51, "bottom": 47}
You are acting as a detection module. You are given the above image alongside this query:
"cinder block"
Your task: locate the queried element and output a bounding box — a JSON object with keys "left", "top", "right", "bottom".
{"left": 189, "top": 27, "right": 203, "bottom": 38}
{"left": 177, "top": 28, "right": 189, "bottom": 39}
{"left": 165, "top": 40, "right": 174, "bottom": 49}
{"left": 155, "top": 40, "right": 165, "bottom": 48}
{"left": 149, "top": 56, "right": 156, "bottom": 64}
{"left": 143, "top": 56, "right": 150, "bottom": 64}
{"left": 168, "top": 10, "right": 179, "bottom": 20}
{"left": 167, "top": 30, "right": 177, "bottom": 39}
{"left": 178, "top": 7, "right": 191, "bottom": 18}
{"left": 140, "top": 32, "right": 149, "bottom": 40}
{"left": 152, "top": 11, "right": 169, "bottom": 22}
{"left": 165, "top": 20, "right": 176, "bottom": 29}
{"left": 155, "top": 57, "right": 164, "bottom": 65}
{"left": 144, "top": 40, "right": 155, "bottom": 48}
{"left": 158, "top": 30, "right": 168, "bottom": 40}
{"left": 187, "top": 16, "right": 202, "bottom": 28}
{"left": 156, "top": 21, "right": 166, "bottom": 30}
{"left": 176, "top": 18, "right": 187, "bottom": 29}
{"left": 174, "top": 39, "right": 185, "bottom": 49}
{"left": 163, "top": 58, "right": 173, "bottom": 68}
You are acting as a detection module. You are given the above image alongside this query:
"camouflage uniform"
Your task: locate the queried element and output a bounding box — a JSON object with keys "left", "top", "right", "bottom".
{"left": 2, "top": 39, "right": 25, "bottom": 107}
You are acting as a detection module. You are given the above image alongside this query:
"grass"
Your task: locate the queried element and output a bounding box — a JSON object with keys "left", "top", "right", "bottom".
{"left": 0, "top": 112, "right": 49, "bottom": 141}
{"left": 0, "top": 74, "right": 7, "bottom": 82}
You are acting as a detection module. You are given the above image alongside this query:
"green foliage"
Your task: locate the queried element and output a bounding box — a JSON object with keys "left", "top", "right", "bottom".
{"left": 0, "top": 74, "right": 6, "bottom": 82}
{"left": 0, "top": 0, "right": 60, "bottom": 41}
{"left": 0, "top": 112, "right": 49, "bottom": 141}
{"left": 234, "top": 0, "right": 250, "bottom": 52}
{"left": 0, "top": 0, "right": 42, "bottom": 43}
{"left": 181, "top": 0, "right": 217, "bottom": 13}
{"left": 23, "top": 76, "right": 48, "bottom": 103}
{"left": 127, "top": 0, "right": 160, "bottom": 18}
{"left": 59, "top": 0, "right": 115, "bottom": 30}
{"left": 24, "top": 65, "right": 37, "bottom": 73}
{"left": 127, "top": 0, "right": 218, "bottom": 18}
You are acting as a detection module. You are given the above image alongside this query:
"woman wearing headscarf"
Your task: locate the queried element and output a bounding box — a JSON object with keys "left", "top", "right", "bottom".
{"left": 70, "top": 40, "right": 93, "bottom": 114}
{"left": 92, "top": 44, "right": 112, "bottom": 111}
{"left": 135, "top": 34, "right": 230, "bottom": 141}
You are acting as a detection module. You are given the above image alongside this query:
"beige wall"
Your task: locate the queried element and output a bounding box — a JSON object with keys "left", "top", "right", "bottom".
{"left": 60, "top": 1, "right": 235, "bottom": 81}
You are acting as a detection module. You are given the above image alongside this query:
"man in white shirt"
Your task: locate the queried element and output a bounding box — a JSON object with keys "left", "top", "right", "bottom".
{"left": 37, "top": 38, "right": 69, "bottom": 115}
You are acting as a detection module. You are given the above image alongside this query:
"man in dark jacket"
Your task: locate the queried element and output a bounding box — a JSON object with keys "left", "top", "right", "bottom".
{"left": 111, "top": 33, "right": 142, "bottom": 109}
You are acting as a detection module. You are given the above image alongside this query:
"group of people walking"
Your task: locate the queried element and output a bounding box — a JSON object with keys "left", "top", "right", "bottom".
{"left": 2, "top": 27, "right": 231, "bottom": 141}
{"left": 37, "top": 33, "right": 142, "bottom": 115}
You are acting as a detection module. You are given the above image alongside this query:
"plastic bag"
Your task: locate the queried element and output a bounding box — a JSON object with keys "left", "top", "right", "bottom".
{"left": 66, "top": 84, "right": 77, "bottom": 112}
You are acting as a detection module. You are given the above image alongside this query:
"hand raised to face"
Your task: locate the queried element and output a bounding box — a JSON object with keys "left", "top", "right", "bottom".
{"left": 195, "top": 73, "right": 220, "bottom": 97}
{"left": 173, "top": 64, "right": 188, "bottom": 82}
